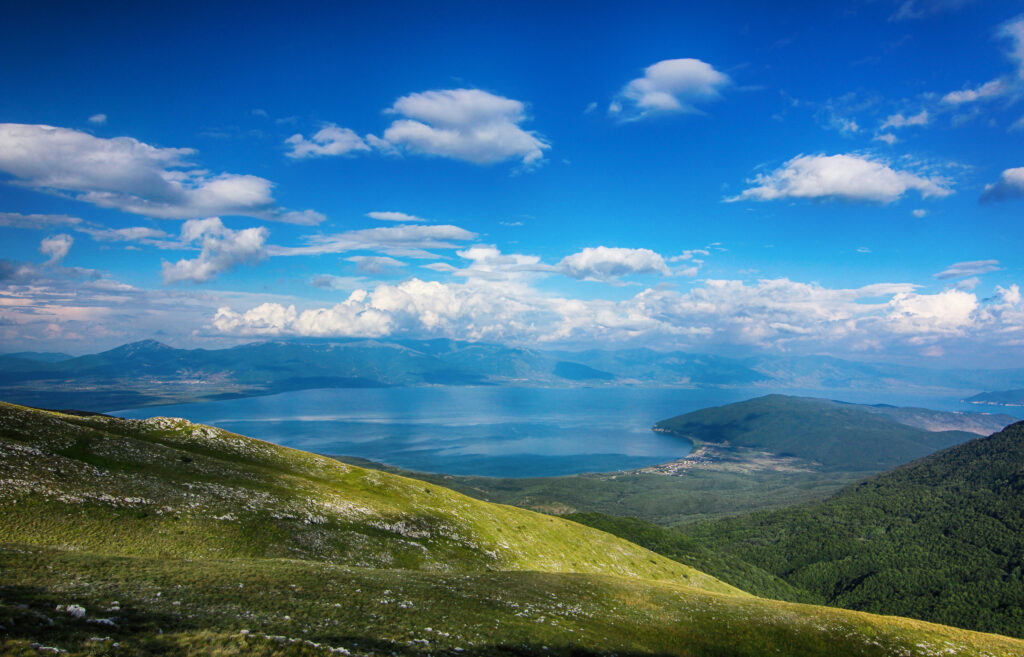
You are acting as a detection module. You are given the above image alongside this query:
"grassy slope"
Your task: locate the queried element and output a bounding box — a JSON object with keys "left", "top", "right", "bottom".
{"left": 564, "top": 512, "right": 821, "bottom": 604}
{"left": 0, "top": 401, "right": 727, "bottom": 588}
{"left": 684, "top": 422, "right": 1024, "bottom": 638}
{"left": 3, "top": 401, "right": 1024, "bottom": 656}
{"left": 5, "top": 547, "right": 1024, "bottom": 657}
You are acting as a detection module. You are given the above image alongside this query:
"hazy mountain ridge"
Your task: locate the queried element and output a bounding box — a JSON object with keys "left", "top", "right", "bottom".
{"left": 965, "top": 389, "right": 1024, "bottom": 406}
{"left": 5, "top": 338, "right": 1024, "bottom": 412}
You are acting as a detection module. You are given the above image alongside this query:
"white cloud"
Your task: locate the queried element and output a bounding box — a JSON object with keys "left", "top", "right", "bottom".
{"left": 934, "top": 259, "right": 1001, "bottom": 279}
{"left": 311, "top": 274, "right": 367, "bottom": 290}
{"left": 87, "top": 114, "right": 107, "bottom": 125}
{"left": 727, "top": 153, "right": 953, "bottom": 203}
{"left": 954, "top": 277, "right": 980, "bottom": 291}
{"left": 1001, "top": 16, "right": 1024, "bottom": 78}
{"left": 873, "top": 133, "right": 898, "bottom": 145}
{"left": 217, "top": 276, "right": 989, "bottom": 354}
{"left": 610, "top": 58, "right": 730, "bottom": 120}
{"left": 912, "top": 208, "right": 927, "bottom": 218}
{"left": 213, "top": 278, "right": 544, "bottom": 342}
{"left": 161, "top": 218, "right": 268, "bottom": 284}
{"left": 942, "top": 79, "right": 1008, "bottom": 105}
{"left": 0, "top": 212, "right": 82, "bottom": 229}
{"left": 381, "top": 89, "right": 549, "bottom": 166}
{"left": 422, "top": 262, "right": 458, "bottom": 273}
{"left": 77, "top": 226, "right": 172, "bottom": 243}
{"left": 269, "top": 224, "right": 477, "bottom": 258}
{"left": 880, "top": 110, "right": 930, "bottom": 129}
{"left": 346, "top": 255, "right": 405, "bottom": 274}
{"left": 40, "top": 234, "right": 73, "bottom": 265}
{"left": 887, "top": 289, "right": 977, "bottom": 335}
{"left": 981, "top": 166, "right": 1024, "bottom": 201}
{"left": 857, "top": 246, "right": 872, "bottom": 253}
{"left": 669, "top": 249, "right": 710, "bottom": 262}
{"left": 940, "top": 17, "right": 1024, "bottom": 106}
{"left": 285, "top": 124, "right": 371, "bottom": 159}
{"left": 452, "top": 245, "right": 553, "bottom": 282}
{"left": 0, "top": 123, "right": 322, "bottom": 223}
{"left": 890, "top": 0, "right": 974, "bottom": 21}
{"left": 558, "top": 246, "right": 671, "bottom": 281}
{"left": 367, "top": 211, "right": 426, "bottom": 222}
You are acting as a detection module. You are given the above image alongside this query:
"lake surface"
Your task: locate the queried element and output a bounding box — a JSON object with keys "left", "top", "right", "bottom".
{"left": 115, "top": 386, "right": 1022, "bottom": 477}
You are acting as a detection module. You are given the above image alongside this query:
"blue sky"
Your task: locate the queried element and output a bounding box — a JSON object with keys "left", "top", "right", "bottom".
{"left": 2, "top": 0, "right": 1024, "bottom": 366}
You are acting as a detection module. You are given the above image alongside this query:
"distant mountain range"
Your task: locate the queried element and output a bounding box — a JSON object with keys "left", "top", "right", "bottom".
{"left": 5, "top": 338, "right": 1024, "bottom": 411}
{"left": 965, "top": 388, "right": 1024, "bottom": 406}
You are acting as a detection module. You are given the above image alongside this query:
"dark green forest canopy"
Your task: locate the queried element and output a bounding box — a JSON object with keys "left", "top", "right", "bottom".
{"left": 683, "top": 421, "right": 1024, "bottom": 638}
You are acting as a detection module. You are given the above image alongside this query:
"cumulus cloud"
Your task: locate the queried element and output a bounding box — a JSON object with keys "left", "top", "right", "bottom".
{"left": 0, "top": 212, "right": 82, "bottom": 229}
{"left": 269, "top": 224, "right": 477, "bottom": 258}
{"left": 285, "top": 124, "right": 371, "bottom": 159}
{"left": 214, "top": 278, "right": 545, "bottom": 343}
{"left": 40, "top": 234, "right": 73, "bottom": 265}
{"left": 212, "top": 275, "right": 1009, "bottom": 356}
{"left": 887, "top": 289, "right": 977, "bottom": 335}
{"left": 880, "top": 110, "right": 930, "bottom": 129}
{"left": 934, "top": 259, "right": 1001, "bottom": 279}
{"left": 451, "top": 245, "right": 553, "bottom": 282}
{"left": 367, "top": 211, "right": 426, "bottom": 222}
{"left": 727, "top": 153, "right": 953, "bottom": 203}
{"left": 0, "top": 123, "right": 322, "bottom": 223}
{"left": 558, "top": 246, "right": 671, "bottom": 281}
{"left": 161, "top": 218, "right": 268, "bottom": 284}
{"left": 610, "top": 58, "right": 730, "bottom": 120}
{"left": 980, "top": 166, "right": 1024, "bottom": 201}
{"left": 381, "top": 89, "right": 549, "bottom": 166}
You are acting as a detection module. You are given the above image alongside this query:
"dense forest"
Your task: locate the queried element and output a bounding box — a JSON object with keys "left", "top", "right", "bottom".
{"left": 682, "top": 422, "right": 1024, "bottom": 637}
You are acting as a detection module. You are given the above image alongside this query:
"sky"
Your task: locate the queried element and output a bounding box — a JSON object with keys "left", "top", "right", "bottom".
{"left": 1, "top": 0, "right": 1024, "bottom": 366}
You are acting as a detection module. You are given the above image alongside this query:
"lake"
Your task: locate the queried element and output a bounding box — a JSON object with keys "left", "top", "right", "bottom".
{"left": 114, "top": 386, "right": 1020, "bottom": 477}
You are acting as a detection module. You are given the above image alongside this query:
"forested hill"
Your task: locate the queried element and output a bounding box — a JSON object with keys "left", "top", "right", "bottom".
{"left": 654, "top": 394, "right": 992, "bottom": 471}
{"left": 684, "top": 421, "right": 1024, "bottom": 638}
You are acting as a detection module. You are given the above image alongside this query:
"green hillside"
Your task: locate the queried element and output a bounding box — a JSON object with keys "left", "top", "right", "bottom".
{"left": 654, "top": 394, "right": 977, "bottom": 471}
{"left": 683, "top": 421, "right": 1024, "bottom": 638}
{"left": 0, "top": 401, "right": 727, "bottom": 588}
{"left": 3, "top": 402, "right": 1024, "bottom": 656}
{"left": 565, "top": 511, "right": 821, "bottom": 603}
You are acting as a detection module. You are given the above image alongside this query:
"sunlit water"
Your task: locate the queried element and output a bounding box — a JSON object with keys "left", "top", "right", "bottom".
{"left": 114, "top": 386, "right": 1022, "bottom": 477}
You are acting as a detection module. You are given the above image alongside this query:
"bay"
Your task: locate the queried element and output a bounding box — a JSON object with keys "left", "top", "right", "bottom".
{"left": 114, "top": 386, "right": 1020, "bottom": 477}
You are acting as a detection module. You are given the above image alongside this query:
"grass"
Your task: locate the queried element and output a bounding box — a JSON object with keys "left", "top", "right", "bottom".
{"left": 3, "top": 400, "right": 1024, "bottom": 656}
{"left": 4, "top": 546, "right": 1024, "bottom": 657}
{"left": 0, "top": 401, "right": 731, "bottom": 589}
